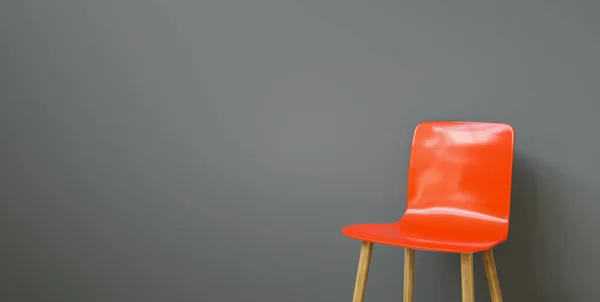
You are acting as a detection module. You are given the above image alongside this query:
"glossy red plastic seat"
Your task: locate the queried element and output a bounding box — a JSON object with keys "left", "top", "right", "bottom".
{"left": 344, "top": 121, "right": 514, "bottom": 302}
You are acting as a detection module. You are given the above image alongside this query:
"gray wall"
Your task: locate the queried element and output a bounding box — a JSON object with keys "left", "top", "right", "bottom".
{"left": 1, "top": 0, "right": 599, "bottom": 301}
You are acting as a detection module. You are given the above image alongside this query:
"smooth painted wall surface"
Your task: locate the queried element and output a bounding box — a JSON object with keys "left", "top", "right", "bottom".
{"left": 1, "top": 1, "right": 599, "bottom": 301}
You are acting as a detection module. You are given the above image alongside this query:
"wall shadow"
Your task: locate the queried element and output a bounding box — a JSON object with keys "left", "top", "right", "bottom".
{"left": 490, "top": 155, "right": 540, "bottom": 301}
{"left": 492, "top": 154, "right": 566, "bottom": 301}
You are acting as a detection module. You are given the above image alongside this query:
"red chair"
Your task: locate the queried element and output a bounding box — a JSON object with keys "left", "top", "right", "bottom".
{"left": 343, "top": 121, "right": 515, "bottom": 302}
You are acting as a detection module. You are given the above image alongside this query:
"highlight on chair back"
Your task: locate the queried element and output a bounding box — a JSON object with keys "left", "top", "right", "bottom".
{"left": 342, "top": 121, "right": 515, "bottom": 302}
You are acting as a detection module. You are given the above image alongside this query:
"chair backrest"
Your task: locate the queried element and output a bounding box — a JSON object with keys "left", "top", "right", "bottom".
{"left": 406, "top": 121, "right": 515, "bottom": 223}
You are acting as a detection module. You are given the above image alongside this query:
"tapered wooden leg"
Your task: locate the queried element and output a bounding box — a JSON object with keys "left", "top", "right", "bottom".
{"left": 403, "top": 248, "right": 415, "bottom": 302}
{"left": 483, "top": 249, "right": 503, "bottom": 302}
{"left": 352, "top": 241, "right": 373, "bottom": 302}
{"left": 460, "top": 253, "right": 475, "bottom": 302}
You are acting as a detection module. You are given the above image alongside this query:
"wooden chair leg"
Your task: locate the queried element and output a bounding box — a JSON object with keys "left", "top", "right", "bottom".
{"left": 352, "top": 241, "right": 373, "bottom": 302}
{"left": 460, "top": 253, "right": 475, "bottom": 302}
{"left": 403, "top": 248, "right": 415, "bottom": 302}
{"left": 483, "top": 249, "right": 503, "bottom": 302}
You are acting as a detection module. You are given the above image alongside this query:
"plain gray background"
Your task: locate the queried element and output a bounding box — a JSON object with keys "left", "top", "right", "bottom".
{"left": 1, "top": 0, "right": 599, "bottom": 301}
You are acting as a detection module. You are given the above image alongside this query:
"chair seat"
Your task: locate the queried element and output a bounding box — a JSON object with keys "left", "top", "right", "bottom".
{"left": 342, "top": 214, "right": 507, "bottom": 253}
